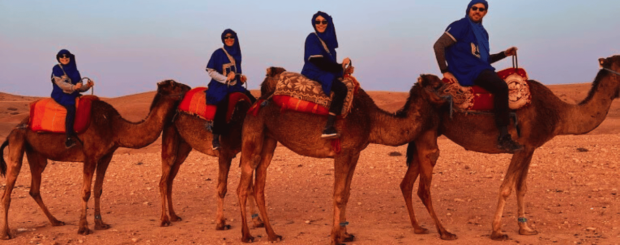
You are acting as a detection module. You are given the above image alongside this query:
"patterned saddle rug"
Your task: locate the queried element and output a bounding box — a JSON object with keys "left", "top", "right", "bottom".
{"left": 270, "top": 72, "right": 360, "bottom": 117}
{"left": 441, "top": 67, "right": 531, "bottom": 112}
{"left": 177, "top": 87, "right": 251, "bottom": 122}
{"left": 29, "top": 95, "right": 100, "bottom": 133}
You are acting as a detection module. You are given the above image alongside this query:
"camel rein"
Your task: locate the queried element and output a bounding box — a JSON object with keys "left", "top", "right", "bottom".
{"left": 603, "top": 68, "right": 620, "bottom": 77}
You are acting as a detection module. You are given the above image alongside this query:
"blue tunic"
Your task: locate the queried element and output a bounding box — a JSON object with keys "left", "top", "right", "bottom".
{"left": 205, "top": 48, "right": 248, "bottom": 105}
{"left": 301, "top": 33, "right": 341, "bottom": 96}
{"left": 51, "top": 50, "right": 82, "bottom": 105}
{"left": 444, "top": 17, "right": 494, "bottom": 86}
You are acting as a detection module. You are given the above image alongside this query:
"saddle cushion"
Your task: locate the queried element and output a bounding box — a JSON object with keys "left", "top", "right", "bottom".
{"left": 28, "top": 95, "right": 100, "bottom": 133}
{"left": 177, "top": 87, "right": 250, "bottom": 122}
{"left": 441, "top": 67, "right": 531, "bottom": 111}
{"left": 271, "top": 72, "right": 359, "bottom": 117}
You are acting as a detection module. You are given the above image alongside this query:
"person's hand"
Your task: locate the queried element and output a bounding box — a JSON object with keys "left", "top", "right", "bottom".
{"left": 505, "top": 47, "right": 518, "bottom": 56}
{"left": 345, "top": 66, "right": 355, "bottom": 75}
{"left": 342, "top": 57, "right": 351, "bottom": 68}
{"left": 240, "top": 75, "right": 247, "bottom": 83}
{"left": 87, "top": 80, "right": 95, "bottom": 87}
{"left": 226, "top": 72, "right": 235, "bottom": 81}
{"left": 74, "top": 83, "right": 83, "bottom": 89}
{"left": 442, "top": 72, "right": 456, "bottom": 83}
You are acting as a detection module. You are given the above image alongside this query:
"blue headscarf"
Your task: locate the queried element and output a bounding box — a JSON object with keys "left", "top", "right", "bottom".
{"left": 466, "top": 0, "right": 490, "bottom": 63}
{"left": 312, "top": 11, "right": 338, "bottom": 52}
{"left": 53, "top": 49, "right": 81, "bottom": 85}
{"left": 221, "top": 29, "right": 241, "bottom": 66}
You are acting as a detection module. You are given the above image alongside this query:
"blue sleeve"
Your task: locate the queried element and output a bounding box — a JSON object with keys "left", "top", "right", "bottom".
{"left": 206, "top": 49, "right": 223, "bottom": 72}
{"left": 52, "top": 65, "right": 64, "bottom": 77}
{"left": 304, "top": 34, "right": 325, "bottom": 62}
{"left": 445, "top": 19, "right": 469, "bottom": 42}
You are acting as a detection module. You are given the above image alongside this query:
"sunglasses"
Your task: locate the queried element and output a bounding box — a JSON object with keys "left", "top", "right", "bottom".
{"left": 224, "top": 36, "right": 235, "bottom": 40}
{"left": 471, "top": 6, "right": 486, "bottom": 12}
{"left": 314, "top": 20, "right": 328, "bottom": 25}
{"left": 58, "top": 54, "right": 70, "bottom": 59}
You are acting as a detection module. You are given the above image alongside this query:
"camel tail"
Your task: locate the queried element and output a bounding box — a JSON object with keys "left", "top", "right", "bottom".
{"left": 0, "top": 138, "right": 8, "bottom": 177}
{"left": 405, "top": 142, "right": 416, "bottom": 167}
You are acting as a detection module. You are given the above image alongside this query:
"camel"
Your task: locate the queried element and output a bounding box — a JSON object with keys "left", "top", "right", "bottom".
{"left": 235, "top": 67, "right": 446, "bottom": 245}
{"left": 400, "top": 55, "right": 620, "bottom": 240}
{"left": 159, "top": 93, "right": 264, "bottom": 230}
{"left": 0, "top": 80, "right": 190, "bottom": 239}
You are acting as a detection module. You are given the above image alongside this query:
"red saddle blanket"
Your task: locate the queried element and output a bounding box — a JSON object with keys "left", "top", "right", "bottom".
{"left": 177, "top": 87, "right": 251, "bottom": 122}
{"left": 29, "top": 95, "right": 100, "bottom": 133}
{"left": 441, "top": 67, "right": 531, "bottom": 111}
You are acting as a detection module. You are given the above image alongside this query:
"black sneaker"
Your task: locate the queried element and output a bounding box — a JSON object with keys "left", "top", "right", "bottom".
{"left": 65, "top": 137, "right": 76, "bottom": 149}
{"left": 321, "top": 126, "right": 340, "bottom": 139}
{"left": 497, "top": 134, "right": 523, "bottom": 153}
{"left": 212, "top": 137, "right": 221, "bottom": 150}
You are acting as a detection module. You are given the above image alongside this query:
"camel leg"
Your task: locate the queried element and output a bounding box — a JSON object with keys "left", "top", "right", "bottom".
{"left": 77, "top": 159, "right": 97, "bottom": 235}
{"left": 329, "top": 150, "right": 360, "bottom": 245}
{"left": 515, "top": 151, "right": 537, "bottom": 236}
{"left": 166, "top": 140, "right": 192, "bottom": 223}
{"left": 93, "top": 152, "right": 114, "bottom": 230}
{"left": 159, "top": 125, "right": 180, "bottom": 226}
{"left": 252, "top": 137, "right": 281, "bottom": 242}
{"left": 215, "top": 152, "right": 233, "bottom": 230}
{"left": 0, "top": 136, "right": 25, "bottom": 240}
{"left": 399, "top": 144, "right": 429, "bottom": 234}
{"left": 25, "top": 150, "right": 64, "bottom": 226}
{"left": 247, "top": 180, "right": 264, "bottom": 228}
{"left": 416, "top": 132, "right": 457, "bottom": 240}
{"left": 490, "top": 149, "right": 533, "bottom": 240}
{"left": 237, "top": 135, "right": 265, "bottom": 243}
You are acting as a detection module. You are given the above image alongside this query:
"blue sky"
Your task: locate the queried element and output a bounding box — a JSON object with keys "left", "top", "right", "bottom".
{"left": 1, "top": 1, "right": 619, "bottom": 97}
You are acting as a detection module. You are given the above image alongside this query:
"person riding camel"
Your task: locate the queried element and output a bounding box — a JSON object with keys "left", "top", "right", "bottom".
{"left": 50, "top": 49, "right": 94, "bottom": 148}
{"left": 301, "top": 11, "right": 352, "bottom": 139}
{"left": 206, "top": 29, "right": 257, "bottom": 150}
{"left": 433, "top": 0, "right": 523, "bottom": 152}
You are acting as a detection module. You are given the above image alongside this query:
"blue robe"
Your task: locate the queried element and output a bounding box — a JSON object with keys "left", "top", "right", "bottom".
{"left": 301, "top": 11, "right": 341, "bottom": 96}
{"left": 205, "top": 48, "right": 248, "bottom": 105}
{"left": 51, "top": 50, "right": 82, "bottom": 105}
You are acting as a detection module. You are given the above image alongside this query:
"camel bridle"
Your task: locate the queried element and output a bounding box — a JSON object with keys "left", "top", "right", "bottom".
{"left": 603, "top": 67, "right": 620, "bottom": 77}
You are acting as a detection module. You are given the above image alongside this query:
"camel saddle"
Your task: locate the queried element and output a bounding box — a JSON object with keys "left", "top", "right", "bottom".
{"left": 441, "top": 67, "right": 531, "bottom": 112}
{"left": 270, "top": 72, "right": 360, "bottom": 117}
{"left": 28, "top": 95, "right": 100, "bottom": 133}
{"left": 177, "top": 87, "right": 250, "bottom": 122}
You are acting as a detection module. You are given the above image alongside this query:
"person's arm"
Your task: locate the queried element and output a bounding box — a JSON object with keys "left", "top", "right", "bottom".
{"left": 206, "top": 68, "right": 229, "bottom": 84}
{"left": 308, "top": 57, "right": 343, "bottom": 73}
{"left": 433, "top": 32, "right": 456, "bottom": 74}
{"left": 489, "top": 51, "right": 507, "bottom": 64}
{"left": 79, "top": 81, "right": 92, "bottom": 92}
{"left": 52, "top": 76, "right": 77, "bottom": 93}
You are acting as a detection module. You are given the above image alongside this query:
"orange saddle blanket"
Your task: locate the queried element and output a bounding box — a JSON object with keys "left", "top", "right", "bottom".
{"left": 177, "top": 87, "right": 251, "bottom": 122}
{"left": 269, "top": 73, "right": 360, "bottom": 117}
{"left": 29, "top": 95, "right": 100, "bottom": 133}
{"left": 441, "top": 67, "right": 531, "bottom": 111}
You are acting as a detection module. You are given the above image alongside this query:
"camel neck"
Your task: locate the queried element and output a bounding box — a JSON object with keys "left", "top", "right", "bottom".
{"left": 560, "top": 71, "right": 618, "bottom": 135}
{"left": 368, "top": 88, "right": 432, "bottom": 146}
{"left": 114, "top": 93, "right": 177, "bottom": 148}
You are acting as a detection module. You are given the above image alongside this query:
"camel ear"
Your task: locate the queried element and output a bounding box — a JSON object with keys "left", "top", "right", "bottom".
{"left": 599, "top": 58, "right": 608, "bottom": 68}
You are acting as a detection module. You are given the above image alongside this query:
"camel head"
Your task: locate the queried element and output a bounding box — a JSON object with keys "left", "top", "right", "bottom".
{"left": 599, "top": 55, "right": 620, "bottom": 98}
{"left": 260, "top": 67, "right": 287, "bottom": 99}
{"left": 417, "top": 74, "right": 449, "bottom": 105}
{"left": 149, "top": 80, "right": 191, "bottom": 111}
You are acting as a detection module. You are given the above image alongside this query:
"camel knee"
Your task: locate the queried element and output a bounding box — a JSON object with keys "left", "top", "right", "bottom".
{"left": 82, "top": 191, "right": 91, "bottom": 202}
{"left": 427, "top": 149, "right": 440, "bottom": 164}
{"left": 500, "top": 187, "right": 512, "bottom": 198}
{"left": 217, "top": 186, "right": 227, "bottom": 199}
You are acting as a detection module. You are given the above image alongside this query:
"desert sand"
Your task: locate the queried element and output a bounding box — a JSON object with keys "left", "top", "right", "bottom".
{"left": 0, "top": 82, "right": 619, "bottom": 244}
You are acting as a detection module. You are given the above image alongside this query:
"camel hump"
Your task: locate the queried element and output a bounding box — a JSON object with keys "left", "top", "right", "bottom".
{"left": 266, "top": 67, "right": 287, "bottom": 77}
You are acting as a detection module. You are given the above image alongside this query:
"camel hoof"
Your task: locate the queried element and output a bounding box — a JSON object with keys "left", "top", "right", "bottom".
{"left": 0, "top": 232, "right": 13, "bottom": 240}
{"left": 241, "top": 235, "right": 255, "bottom": 243}
{"left": 490, "top": 232, "right": 509, "bottom": 241}
{"left": 519, "top": 228, "right": 538, "bottom": 236}
{"left": 343, "top": 233, "right": 355, "bottom": 242}
{"left": 77, "top": 227, "right": 92, "bottom": 235}
{"left": 160, "top": 220, "right": 172, "bottom": 227}
{"left": 414, "top": 227, "right": 430, "bottom": 234}
{"left": 440, "top": 232, "right": 458, "bottom": 240}
{"left": 51, "top": 220, "right": 66, "bottom": 226}
{"left": 170, "top": 215, "right": 183, "bottom": 222}
{"left": 268, "top": 235, "right": 283, "bottom": 242}
{"left": 95, "top": 223, "right": 111, "bottom": 230}
{"left": 215, "top": 223, "right": 231, "bottom": 230}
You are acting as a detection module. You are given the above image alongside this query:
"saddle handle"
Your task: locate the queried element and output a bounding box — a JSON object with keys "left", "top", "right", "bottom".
{"left": 344, "top": 59, "right": 353, "bottom": 75}
{"left": 512, "top": 52, "right": 519, "bottom": 70}
{"left": 81, "top": 77, "right": 94, "bottom": 95}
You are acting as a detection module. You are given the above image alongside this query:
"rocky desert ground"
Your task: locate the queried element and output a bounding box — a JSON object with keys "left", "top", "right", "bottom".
{"left": 0, "top": 82, "right": 619, "bottom": 245}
